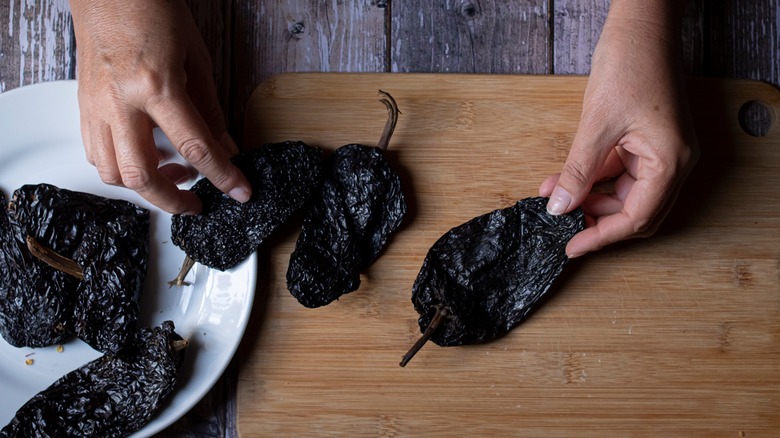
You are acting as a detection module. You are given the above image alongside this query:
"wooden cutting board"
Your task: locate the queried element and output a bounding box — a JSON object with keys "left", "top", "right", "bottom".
{"left": 236, "top": 74, "right": 779, "bottom": 436}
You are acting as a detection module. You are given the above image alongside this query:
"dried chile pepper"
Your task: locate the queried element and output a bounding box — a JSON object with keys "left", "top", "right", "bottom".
{"left": 0, "top": 191, "right": 71, "bottom": 347}
{"left": 400, "top": 197, "right": 585, "bottom": 366}
{"left": 286, "top": 90, "right": 407, "bottom": 308}
{"left": 1, "top": 321, "right": 186, "bottom": 438}
{"left": 0, "top": 184, "right": 150, "bottom": 355}
{"left": 169, "top": 141, "right": 323, "bottom": 284}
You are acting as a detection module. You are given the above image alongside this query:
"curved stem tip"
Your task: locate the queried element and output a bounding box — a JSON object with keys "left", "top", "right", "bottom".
{"left": 377, "top": 90, "right": 401, "bottom": 152}
{"left": 400, "top": 305, "right": 448, "bottom": 367}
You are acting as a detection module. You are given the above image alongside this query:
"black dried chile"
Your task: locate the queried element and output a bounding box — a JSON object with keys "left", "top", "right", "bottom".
{"left": 401, "top": 197, "right": 585, "bottom": 366}
{"left": 286, "top": 91, "right": 407, "bottom": 308}
{"left": 0, "top": 184, "right": 150, "bottom": 355}
{"left": 1, "top": 321, "right": 186, "bottom": 438}
{"left": 169, "top": 141, "right": 323, "bottom": 283}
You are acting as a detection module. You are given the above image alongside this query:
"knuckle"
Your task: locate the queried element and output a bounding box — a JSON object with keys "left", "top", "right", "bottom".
{"left": 562, "top": 161, "right": 590, "bottom": 186}
{"left": 178, "top": 139, "right": 214, "bottom": 167}
{"left": 119, "top": 165, "right": 154, "bottom": 192}
{"left": 134, "top": 68, "right": 168, "bottom": 98}
{"left": 95, "top": 166, "right": 123, "bottom": 187}
{"left": 632, "top": 217, "right": 657, "bottom": 238}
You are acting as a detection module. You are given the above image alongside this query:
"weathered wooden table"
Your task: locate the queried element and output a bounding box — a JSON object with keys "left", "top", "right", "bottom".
{"left": 1, "top": 1, "right": 778, "bottom": 437}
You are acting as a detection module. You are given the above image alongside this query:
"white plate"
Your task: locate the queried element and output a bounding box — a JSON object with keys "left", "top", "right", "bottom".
{"left": 0, "top": 81, "right": 256, "bottom": 437}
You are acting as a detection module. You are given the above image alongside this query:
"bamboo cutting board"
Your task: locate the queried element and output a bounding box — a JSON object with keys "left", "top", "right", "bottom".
{"left": 236, "top": 74, "right": 779, "bottom": 437}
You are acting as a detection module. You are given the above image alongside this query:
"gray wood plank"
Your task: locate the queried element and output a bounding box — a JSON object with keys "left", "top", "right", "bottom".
{"left": 229, "top": 0, "right": 387, "bottom": 140}
{"left": 552, "top": 0, "right": 609, "bottom": 75}
{"left": 1, "top": 1, "right": 779, "bottom": 438}
{"left": 186, "top": 0, "right": 233, "bottom": 128}
{"left": 704, "top": 0, "right": 779, "bottom": 88}
{"left": 683, "top": 0, "right": 779, "bottom": 136}
{"left": 391, "top": 0, "right": 551, "bottom": 74}
{"left": 0, "top": 0, "right": 73, "bottom": 91}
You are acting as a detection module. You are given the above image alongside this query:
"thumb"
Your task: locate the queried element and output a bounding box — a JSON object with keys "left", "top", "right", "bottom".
{"left": 547, "top": 122, "right": 617, "bottom": 215}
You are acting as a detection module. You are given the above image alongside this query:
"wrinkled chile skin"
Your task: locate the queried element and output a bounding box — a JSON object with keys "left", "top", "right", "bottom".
{"left": 0, "top": 321, "right": 184, "bottom": 438}
{"left": 171, "top": 141, "right": 324, "bottom": 271}
{"left": 0, "top": 190, "right": 72, "bottom": 347}
{"left": 411, "top": 197, "right": 585, "bottom": 346}
{"left": 0, "top": 184, "right": 149, "bottom": 354}
{"left": 287, "top": 144, "right": 407, "bottom": 308}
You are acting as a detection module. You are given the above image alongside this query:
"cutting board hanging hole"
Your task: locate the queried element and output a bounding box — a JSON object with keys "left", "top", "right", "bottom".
{"left": 738, "top": 99, "right": 775, "bottom": 137}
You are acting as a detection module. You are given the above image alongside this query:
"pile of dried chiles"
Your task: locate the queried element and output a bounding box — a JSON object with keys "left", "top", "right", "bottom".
{"left": 0, "top": 184, "right": 186, "bottom": 437}
{"left": 0, "top": 91, "right": 584, "bottom": 436}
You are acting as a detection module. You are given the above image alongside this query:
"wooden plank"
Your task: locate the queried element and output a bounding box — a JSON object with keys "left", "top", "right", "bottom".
{"left": 186, "top": 1, "right": 233, "bottom": 131}
{"left": 228, "top": 0, "right": 386, "bottom": 141}
{"left": 683, "top": 0, "right": 780, "bottom": 137}
{"left": 1, "top": 1, "right": 779, "bottom": 437}
{"left": 237, "top": 73, "right": 780, "bottom": 437}
{"left": 705, "top": 0, "right": 780, "bottom": 88}
{"left": 0, "top": 0, "right": 73, "bottom": 91}
{"left": 552, "top": 0, "right": 609, "bottom": 74}
{"left": 391, "top": 0, "right": 550, "bottom": 74}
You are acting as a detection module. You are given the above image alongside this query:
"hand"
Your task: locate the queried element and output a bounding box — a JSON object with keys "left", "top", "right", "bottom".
{"left": 70, "top": 0, "right": 252, "bottom": 214}
{"left": 539, "top": 1, "right": 698, "bottom": 258}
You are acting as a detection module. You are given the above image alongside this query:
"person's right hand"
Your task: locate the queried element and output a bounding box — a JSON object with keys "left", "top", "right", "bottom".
{"left": 538, "top": 1, "right": 699, "bottom": 258}
{"left": 70, "top": 0, "right": 251, "bottom": 215}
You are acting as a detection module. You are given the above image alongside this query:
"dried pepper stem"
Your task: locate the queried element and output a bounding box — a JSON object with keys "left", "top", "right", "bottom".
{"left": 377, "top": 90, "right": 400, "bottom": 152}
{"left": 168, "top": 255, "right": 196, "bottom": 287}
{"left": 172, "top": 339, "right": 189, "bottom": 352}
{"left": 25, "top": 236, "right": 84, "bottom": 280}
{"left": 400, "top": 305, "right": 449, "bottom": 367}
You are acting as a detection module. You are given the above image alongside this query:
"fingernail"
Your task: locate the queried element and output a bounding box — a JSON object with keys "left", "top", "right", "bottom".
{"left": 547, "top": 186, "right": 571, "bottom": 215}
{"left": 229, "top": 187, "right": 251, "bottom": 203}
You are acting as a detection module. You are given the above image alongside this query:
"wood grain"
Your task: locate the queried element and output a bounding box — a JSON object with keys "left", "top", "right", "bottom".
{"left": 228, "top": 0, "right": 387, "bottom": 138}
{"left": 0, "top": 1, "right": 778, "bottom": 437}
{"left": 0, "top": 0, "right": 72, "bottom": 91}
{"left": 391, "top": 0, "right": 550, "bottom": 74}
{"left": 552, "top": 0, "right": 609, "bottom": 74}
{"left": 237, "top": 73, "right": 780, "bottom": 437}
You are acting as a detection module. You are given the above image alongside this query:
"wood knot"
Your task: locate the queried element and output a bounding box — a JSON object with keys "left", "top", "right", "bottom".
{"left": 717, "top": 321, "right": 734, "bottom": 352}
{"left": 372, "top": 0, "right": 388, "bottom": 8}
{"left": 459, "top": 1, "right": 481, "bottom": 19}
{"left": 288, "top": 21, "right": 305, "bottom": 39}
{"left": 733, "top": 260, "right": 753, "bottom": 288}
{"left": 561, "top": 352, "right": 587, "bottom": 384}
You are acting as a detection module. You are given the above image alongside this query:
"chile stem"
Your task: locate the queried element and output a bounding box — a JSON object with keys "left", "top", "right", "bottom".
{"left": 400, "top": 305, "right": 449, "bottom": 367}
{"left": 168, "top": 255, "right": 196, "bottom": 287}
{"left": 25, "top": 236, "right": 85, "bottom": 280}
{"left": 172, "top": 339, "right": 189, "bottom": 352}
{"left": 377, "top": 90, "right": 400, "bottom": 152}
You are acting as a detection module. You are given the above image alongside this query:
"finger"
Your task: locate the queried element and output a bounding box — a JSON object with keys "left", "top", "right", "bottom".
{"left": 83, "top": 122, "right": 96, "bottom": 166}
{"left": 81, "top": 117, "right": 96, "bottom": 166}
{"left": 595, "top": 147, "right": 628, "bottom": 182}
{"left": 158, "top": 162, "right": 198, "bottom": 185}
{"left": 568, "top": 171, "right": 673, "bottom": 258}
{"left": 565, "top": 212, "right": 635, "bottom": 258}
{"left": 112, "top": 112, "right": 202, "bottom": 214}
{"left": 581, "top": 169, "right": 638, "bottom": 217}
{"left": 538, "top": 173, "right": 560, "bottom": 197}
{"left": 90, "top": 123, "right": 124, "bottom": 187}
{"left": 581, "top": 193, "right": 623, "bottom": 218}
{"left": 145, "top": 88, "right": 252, "bottom": 203}
{"left": 183, "top": 42, "right": 238, "bottom": 157}
{"left": 546, "top": 120, "right": 621, "bottom": 216}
